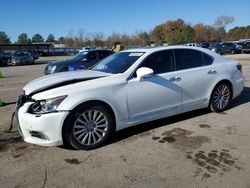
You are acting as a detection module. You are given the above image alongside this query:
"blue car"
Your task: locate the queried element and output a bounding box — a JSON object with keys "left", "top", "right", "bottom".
{"left": 44, "top": 49, "right": 113, "bottom": 75}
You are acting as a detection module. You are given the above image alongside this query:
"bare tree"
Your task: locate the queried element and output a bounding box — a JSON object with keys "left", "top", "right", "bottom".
{"left": 92, "top": 32, "right": 105, "bottom": 47}
{"left": 213, "top": 16, "right": 235, "bottom": 41}
{"left": 214, "top": 16, "right": 235, "bottom": 29}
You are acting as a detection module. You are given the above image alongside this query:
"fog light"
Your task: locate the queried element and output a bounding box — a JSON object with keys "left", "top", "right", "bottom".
{"left": 29, "top": 131, "right": 49, "bottom": 140}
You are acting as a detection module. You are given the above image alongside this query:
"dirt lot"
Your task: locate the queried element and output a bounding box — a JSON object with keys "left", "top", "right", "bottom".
{"left": 0, "top": 54, "right": 250, "bottom": 188}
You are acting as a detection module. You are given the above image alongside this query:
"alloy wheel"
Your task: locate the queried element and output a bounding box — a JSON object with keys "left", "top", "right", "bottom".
{"left": 213, "top": 84, "right": 231, "bottom": 110}
{"left": 73, "top": 110, "right": 108, "bottom": 146}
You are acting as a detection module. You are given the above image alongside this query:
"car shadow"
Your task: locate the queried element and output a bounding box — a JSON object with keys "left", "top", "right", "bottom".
{"left": 228, "top": 86, "right": 250, "bottom": 108}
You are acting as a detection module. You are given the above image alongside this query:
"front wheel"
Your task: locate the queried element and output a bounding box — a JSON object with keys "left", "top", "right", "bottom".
{"left": 209, "top": 83, "right": 232, "bottom": 112}
{"left": 63, "top": 103, "right": 115, "bottom": 150}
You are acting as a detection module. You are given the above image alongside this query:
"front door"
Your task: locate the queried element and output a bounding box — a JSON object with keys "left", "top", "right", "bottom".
{"left": 126, "top": 50, "right": 182, "bottom": 121}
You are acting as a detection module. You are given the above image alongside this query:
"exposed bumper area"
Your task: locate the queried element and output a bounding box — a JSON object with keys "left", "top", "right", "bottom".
{"left": 18, "top": 102, "right": 69, "bottom": 146}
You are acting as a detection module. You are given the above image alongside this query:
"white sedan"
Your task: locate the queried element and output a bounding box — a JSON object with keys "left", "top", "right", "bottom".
{"left": 14, "top": 46, "right": 244, "bottom": 150}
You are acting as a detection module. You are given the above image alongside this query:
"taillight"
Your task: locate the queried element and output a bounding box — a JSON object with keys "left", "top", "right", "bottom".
{"left": 237, "top": 64, "right": 242, "bottom": 73}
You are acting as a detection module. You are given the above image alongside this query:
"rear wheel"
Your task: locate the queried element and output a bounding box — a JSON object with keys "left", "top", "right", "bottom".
{"left": 209, "top": 83, "right": 232, "bottom": 112}
{"left": 63, "top": 103, "right": 115, "bottom": 150}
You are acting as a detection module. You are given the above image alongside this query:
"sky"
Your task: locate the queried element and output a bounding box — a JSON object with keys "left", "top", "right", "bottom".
{"left": 0, "top": 0, "right": 250, "bottom": 42}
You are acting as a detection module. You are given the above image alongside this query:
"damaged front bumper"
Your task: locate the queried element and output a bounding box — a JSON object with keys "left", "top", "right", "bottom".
{"left": 11, "top": 94, "right": 69, "bottom": 146}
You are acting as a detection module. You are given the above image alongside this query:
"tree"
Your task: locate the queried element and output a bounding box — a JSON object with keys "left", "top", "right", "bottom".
{"left": 32, "top": 34, "right": 44, "bottom": 43}
{"left": 0, "top": 31, "right": 11, "bottom": 44}
{"left": 92, "top": 32, "right": 105, "bottom": 47}
{"left": 214, "top": 16, "right": 235, "bottom": 29}
{"left": 58, "top": 37, "right": 65, "bottom": 44}
{"left": 226, "top": 26, "right": 250, "bottom": 40}
{"left": 136, "top": 31, "right": 150, "bottom": 46}
{"left": 181, "top": 25, "right": 196, "bottom": 43}
{"left": 151, "top": 24, "right": 166, "bottom": 43}
{"left": 27, "top": 38, "right": 32, "bottom": 44}
{"left": 213, "top": 15, "right": 235, "bottom": 41}
{"left": 194, "top": 23, "right": 217, "bottom": 42}
{"left": 164, "top": 19, "right": 185, "bottom": 44}
{"left": 106, "top": 33, "right": 121, "bottom": 46}
{"left": 17, "top": 33, "right": 28, "bottom": 44}
{"left": 46, "top": 34, "right": 55, "bottom": 42}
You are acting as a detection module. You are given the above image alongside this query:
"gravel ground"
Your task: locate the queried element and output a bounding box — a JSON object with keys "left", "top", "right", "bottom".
{"left": 0, "top": 54, "right": 250, "bottom": 188}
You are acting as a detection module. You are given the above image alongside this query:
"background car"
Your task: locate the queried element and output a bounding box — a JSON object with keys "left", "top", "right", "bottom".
{"left": 184, "top": 43, "right": 201, "bottom": 47}
{"left": 242, "top": 41, "right": 250, "bottom": 53}
{"left": 16, "top": 46, "right": 244, "bottom": 150}
{"left": 0, "top": 51, "right": 5, "bottom": 66}
{"left": 208, "top": 42, "right": 237, "bottom": 54}
{"left": 44, "top": 49, "right": 113, "bottom": 74}
{"left": 0, "top": 51, "right": 12, "bottom": 66}
{"left": 79, "top": 47, "right": 97, "bottom": 53}
{"left": 27, "top": 50, "right": 39, "bottom": 60}
{"left": 199, "top": 42, "right": 210, "bottom": 48}
{"left": 9, "top": 50, "right": 34, "bottom": 65}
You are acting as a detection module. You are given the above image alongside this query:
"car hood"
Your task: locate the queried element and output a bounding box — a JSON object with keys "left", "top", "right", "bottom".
{"left": 24, "top": 70, "right": 112, "bottom": 95}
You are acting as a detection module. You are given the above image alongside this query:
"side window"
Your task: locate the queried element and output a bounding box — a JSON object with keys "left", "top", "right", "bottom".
{"left": 174, "top": 49, "right": 204, "bottom": 70}
{"left": 138, "top": 50, "right": 174, "bottom": 74}
{"left": 103, "top": 51, "right": 111, "bottom": 57}
{"left": 203, "top": 53, "right": 214, "bottom": 66}
{"left": 98, "top": 51, "right": 104, "bottom": 58}
{"left": 99, "top": 51, "right": 109, "bottom": 58}
{"left": 88, "top": 52, "right": 97, "bottom": 60}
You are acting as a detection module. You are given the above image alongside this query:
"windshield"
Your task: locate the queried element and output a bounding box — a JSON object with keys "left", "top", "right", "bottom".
{"left": 72, "top": 51, "right": 88, "bottom": 60}
{"left": 91, "top": 52, "right": 144, "bottom": 74}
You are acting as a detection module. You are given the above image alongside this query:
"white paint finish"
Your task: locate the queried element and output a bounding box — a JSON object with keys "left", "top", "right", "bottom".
{"left": 17, "top": 46, "right": 245, "bottom": 146}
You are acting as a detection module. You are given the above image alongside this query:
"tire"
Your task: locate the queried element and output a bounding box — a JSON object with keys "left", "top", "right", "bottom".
{"left": 209, "top": 82, "right": 232, "bottom": 112}
{"left": 217, "top": 50, "right": 222, "bottom": 55}
{"left": 63, "top": 102, "right": 115, "bottom": 150}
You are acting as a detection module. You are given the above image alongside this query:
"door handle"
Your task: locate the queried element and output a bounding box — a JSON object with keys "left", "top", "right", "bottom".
{"left": 169, "top": 76, "right": 182, "bottom": 82}
{"left": 208, "top": 70, "right": 217, "bottom": 75}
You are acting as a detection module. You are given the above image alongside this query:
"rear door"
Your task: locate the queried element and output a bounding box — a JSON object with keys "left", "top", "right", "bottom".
{"left": 174, "top": 49, "right": 216, "bottom": 108}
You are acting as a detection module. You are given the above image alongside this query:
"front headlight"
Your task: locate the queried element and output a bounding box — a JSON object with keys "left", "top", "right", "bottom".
{"left": 30, "top": 95, "right": 67, "bottom": 114}
{"left": 47, "top": 65, "right": 56, "bottom": 72}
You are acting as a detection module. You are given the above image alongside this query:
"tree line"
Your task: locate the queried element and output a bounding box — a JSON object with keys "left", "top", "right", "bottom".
{"left": 0, "top": 16, "right": 250, "bottom": 47}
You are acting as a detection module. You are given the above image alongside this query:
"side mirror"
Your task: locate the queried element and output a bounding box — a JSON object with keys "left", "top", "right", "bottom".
{"left": 136, "top": 67, "right": 154, "bottom": 81}
{"left": 82, "top": 58, "right": 88, "bottom": 62}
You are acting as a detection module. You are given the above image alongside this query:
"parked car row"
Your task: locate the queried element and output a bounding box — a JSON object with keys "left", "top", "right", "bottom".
{"left": 0, "top": 50, "right": 39, "bottom": 66}
{"left": 184, "top": 41, "right": 250, "bottom": 55}
{"left": 241, "top": 41, "right": 250, "bottom": 53}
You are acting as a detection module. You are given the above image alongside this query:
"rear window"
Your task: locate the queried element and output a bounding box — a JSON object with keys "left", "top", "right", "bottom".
{"left": 203, "top": 53, "right": 214, "bottom": 65}
{"left": 174, "top": 49, "right": 204, "bottom": 70}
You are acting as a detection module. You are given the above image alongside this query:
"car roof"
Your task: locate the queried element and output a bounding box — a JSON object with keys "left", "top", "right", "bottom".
{"left": 123, "top": 45, "right": 212, "bottom": 54}
{"left": 81, "top": 49, "right": 111, "bottom": 53}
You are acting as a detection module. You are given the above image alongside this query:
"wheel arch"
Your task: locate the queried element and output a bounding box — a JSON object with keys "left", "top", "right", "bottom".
{"left": 209, "top": 79, "right": 233, "bottom": 104}
{"left": 61, "top": 99, "right": 117, "bottom": 144}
